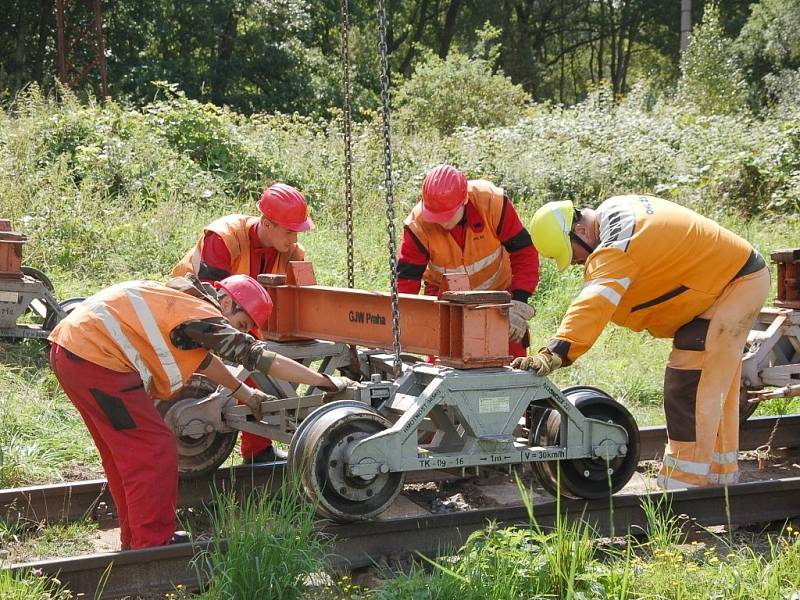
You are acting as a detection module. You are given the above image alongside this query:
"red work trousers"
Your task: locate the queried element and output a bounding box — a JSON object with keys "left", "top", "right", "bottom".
{"left": 238, "top": 375, "right": 273, "bottom": 459}
{"left": 50, "top": 344, "right": 178, "bottom": 549}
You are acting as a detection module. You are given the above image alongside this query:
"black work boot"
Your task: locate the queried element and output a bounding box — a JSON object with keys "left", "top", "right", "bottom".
{"left": 169, "top": 530, "right": 191, "bottom": 545}
{"left": 242, "top": 445, "right": 288, "bottom": 464}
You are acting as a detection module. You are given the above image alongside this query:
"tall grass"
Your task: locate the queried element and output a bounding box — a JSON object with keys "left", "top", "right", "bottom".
{"left": 192, "top": 477, "right": 330, "bottom": 600}
{"left": 371, "top": 481, "right": 800, "bottom": 599}
{"left": 0, "top": 568, "right": 70, "bottom": 600}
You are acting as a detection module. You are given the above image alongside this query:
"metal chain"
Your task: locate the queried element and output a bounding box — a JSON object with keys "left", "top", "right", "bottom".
{"left": 340, "top": 0, "right": 355, "bottom": 289}
{"left": 377, "top": 0, "right": 402, "bottom": 376}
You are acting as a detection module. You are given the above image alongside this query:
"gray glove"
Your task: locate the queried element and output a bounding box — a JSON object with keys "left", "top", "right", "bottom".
{"left": 233, "top": 385, "right": 276, "bottom": 422}
{"left": 509, "top": 300, "right": 535, "bottom": 342}
{"left": 511, "top": 348, "right": 562, "bottom": 376}
{"left": 321, "top": 374, "right": 355, "bottom": 393}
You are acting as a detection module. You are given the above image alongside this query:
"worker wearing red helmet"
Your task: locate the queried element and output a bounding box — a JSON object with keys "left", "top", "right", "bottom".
{"left": 397, "top": 165, "right": 540, "bottom": 357}
{"left": 172, "top": 182, "right": 314, "bottom": 463}
{"left": 173, "top": 182, "right": 313, "bottom": 282}
{"left": 49, "top": 274, "right": 350, "bottom": 550}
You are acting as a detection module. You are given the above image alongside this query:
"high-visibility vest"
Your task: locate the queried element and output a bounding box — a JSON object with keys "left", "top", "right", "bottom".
{"left": 172, "top": 214, "right": 305, "bottom": 278}
{"left": 49, "top": 281, "right": 222, "bottom": 400}
{"left": 404, "top": 180, "right": 512, "bottom": 292}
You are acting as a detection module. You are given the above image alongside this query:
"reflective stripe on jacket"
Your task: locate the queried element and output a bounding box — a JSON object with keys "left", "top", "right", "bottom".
{"left": 49, "top": 281, "right": 222, "bottom": 400}
{"left": 404, "top": 180, "right": 512, "bottom": 292}
{"left": 549, "top": 195, "right": 753, "bottom": 364}
{"left": 171, "top": 214, "right": 305, "bottom": 277}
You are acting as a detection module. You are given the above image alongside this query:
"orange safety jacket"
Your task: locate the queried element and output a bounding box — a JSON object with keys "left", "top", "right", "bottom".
{"left": 404, "top": 180, "right": 512, "bottom": 292}
{"left": 548, "top": 195, "right": 753, "bottom": 365}
{"left": 172, "top": 214, "right": 305, "bottom": 278}
{"left": 49, "top": 281, "right": 222, "bottom": 400}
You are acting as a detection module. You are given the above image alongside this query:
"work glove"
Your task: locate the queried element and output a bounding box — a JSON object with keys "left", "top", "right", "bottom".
{"left": 232, "top": 384, "right": 275, "bottom": 422}
{"left": 509, "top": 300, "right": 536, "bottom": 342}
{"left": 511, "top": 348, "right": 562, "bottom": 377}
{"left": 320, "top": 374, "right": 355, "bottom": 393}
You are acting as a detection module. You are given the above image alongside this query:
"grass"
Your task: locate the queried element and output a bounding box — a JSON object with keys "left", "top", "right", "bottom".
{"left": 0, "top": 568, "right": 70, "bottom": 599}
{"left": 192, "top": 478, "right": 330, "bottom": 600}
{"left": 366, "top": 482, "right": 800, "bottom": 600}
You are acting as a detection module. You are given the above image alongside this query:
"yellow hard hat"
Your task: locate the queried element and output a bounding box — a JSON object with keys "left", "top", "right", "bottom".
{"left": 530, "top": 200, "right": 575, "bottom": 271}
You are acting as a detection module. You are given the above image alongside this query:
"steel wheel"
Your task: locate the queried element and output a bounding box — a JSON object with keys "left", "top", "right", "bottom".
{"left": 289, "top": 401, "right": 404, "bottom": 522}
{"left": 532, "top": 388, "right": 640, "bottom": 499}
{"left": 287, "top": 400, "right": 371, "bottom": 473}
{"left": 158, "top": 375, "right": 237, "bottom": 479}
{"left": 528, "top": 406, "right": 560, "bottom": 497}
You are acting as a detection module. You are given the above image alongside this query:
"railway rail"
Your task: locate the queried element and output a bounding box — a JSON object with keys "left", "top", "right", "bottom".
{"left": 10, "top": 475, "right": 800, "bottom": 599}
{"left": 2, "top": 414, "right": 798, "bottom": 527}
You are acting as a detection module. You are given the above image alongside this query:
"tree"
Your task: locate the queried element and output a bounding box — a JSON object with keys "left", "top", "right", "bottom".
{"left": 736, "top": 0, "right": 800, "bottom": 105}
{"left": 677, "top": 2, "right": 748, "bottom": 114}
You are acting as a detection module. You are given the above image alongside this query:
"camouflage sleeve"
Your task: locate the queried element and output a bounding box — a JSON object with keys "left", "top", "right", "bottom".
{"left": 170, "top": 318, "right": 276, "bottom": 374}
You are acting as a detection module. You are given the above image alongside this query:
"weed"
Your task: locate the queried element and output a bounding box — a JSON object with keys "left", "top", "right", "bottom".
{"left": 193, "top": 477, "right": 330, "bottom": 600}
{"left": 0, "top": 568, "right": 70, "bottom": 599}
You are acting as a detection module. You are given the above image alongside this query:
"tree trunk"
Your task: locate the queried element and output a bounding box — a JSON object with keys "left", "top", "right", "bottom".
{"left": 680, "top": 0, "right": 692, "bottom": 53}
{"left": 32, "top": 0, "right": 52, "bottom": 84}
{"left": 437, "top": 0, "right": 462, "bottom": 59}
{"left": 398, "top": 0, "right": 432, "bottom": 75}
{"left": 211, "top": 8, "right": 238, "bottom": 105}
{"left": 12, "top": 7, "right": 31, "bottom": 90}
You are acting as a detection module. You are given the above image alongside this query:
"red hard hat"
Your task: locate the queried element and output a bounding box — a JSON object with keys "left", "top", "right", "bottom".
{"left": 256, "top": 183, "right": 315, "bottom": 232}
{"left": 214, "top": 274, "right": 273, "bottom": 330}
{"left": 421, "top": 165, "right": 468, "bottom": 224}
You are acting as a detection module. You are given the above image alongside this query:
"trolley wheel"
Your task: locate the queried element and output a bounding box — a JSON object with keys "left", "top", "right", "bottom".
{"left": 287, "top": 400, "right": 372, "bottom": 473}
{"left": 157, "top": 375, "right": 237, "bottom": 479}
{"left": 528, "top": 408, "right": 560, "bottom": 497}
{"left": 531, "top": 388, "right": 640, "bottom": 499}
{"left": 289, "top": 401, "right": 404, "bottom": 522}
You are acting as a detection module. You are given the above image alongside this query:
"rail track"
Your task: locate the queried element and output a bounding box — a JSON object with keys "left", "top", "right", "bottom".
{"left": 9, "top": 475, "right": 800, "bottom": 599}
{"left": 2, "top": 414, "right": 797, "bottom": 527}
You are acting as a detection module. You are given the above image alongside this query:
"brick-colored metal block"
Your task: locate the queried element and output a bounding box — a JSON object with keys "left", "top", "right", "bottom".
{"left": 771, "top": 249, "right": 800, "bottom": 309}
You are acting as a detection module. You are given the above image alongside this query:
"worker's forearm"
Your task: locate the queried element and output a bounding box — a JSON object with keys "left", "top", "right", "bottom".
{"left": 197, "top": 354, "right": 243, "bottom": 391}
{"left": 267, "top": 354, "right": 331, "bottom": 388}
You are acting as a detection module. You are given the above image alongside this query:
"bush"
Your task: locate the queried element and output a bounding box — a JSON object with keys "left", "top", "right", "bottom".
{"left": 395, "top": 50, "right": 530, "bottom": 136}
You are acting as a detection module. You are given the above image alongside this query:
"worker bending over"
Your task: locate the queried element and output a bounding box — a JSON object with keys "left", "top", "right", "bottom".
{"left": 397, "top": 165, "right": 540, "bottom": 357}
{"left": 519, "top": 195, "right": 769, "bottom": 489}
{"left": 173, "top": 182, "right": 313, "bottom": 463}
{"left": 49, "top": 274, "right": 350, "bottom": 550}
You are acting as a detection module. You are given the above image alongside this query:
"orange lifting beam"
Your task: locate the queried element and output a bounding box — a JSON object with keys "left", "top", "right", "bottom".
{"left": 258, "top": 262, "right": 512, "bottom": 368}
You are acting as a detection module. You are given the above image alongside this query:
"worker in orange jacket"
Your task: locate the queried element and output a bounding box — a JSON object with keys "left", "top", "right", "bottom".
{"left": 49, "top": 274, "right": 350, "bottom": 549}
{"left": 397, "top": 165, "right": 540, "bottom": 357}
{"left": 173, "top": 183, "right": 312, "bottom": 464}
{"left": 519, "top": 196, "right": 769, "bottom": 489}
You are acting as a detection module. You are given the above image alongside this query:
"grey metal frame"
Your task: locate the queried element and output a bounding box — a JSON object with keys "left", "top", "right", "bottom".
{"left": 344, "top": 364, "right": 629, "bottom": 477}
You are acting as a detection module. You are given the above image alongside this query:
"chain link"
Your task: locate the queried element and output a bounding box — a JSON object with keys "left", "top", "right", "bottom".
{"left": 377, "top": 0, "right": 402, "bottom": 376}
{"left": 340, "top": 0, "right": 355, "bottom": 289}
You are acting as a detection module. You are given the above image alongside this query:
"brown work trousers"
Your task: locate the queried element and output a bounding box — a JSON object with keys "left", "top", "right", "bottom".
{"left": 657, "top": 266, "right": 770, "bottom": 489}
